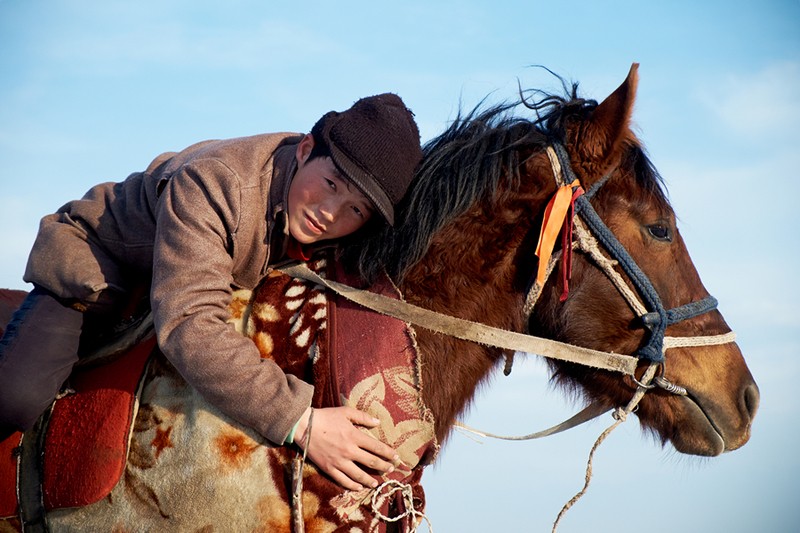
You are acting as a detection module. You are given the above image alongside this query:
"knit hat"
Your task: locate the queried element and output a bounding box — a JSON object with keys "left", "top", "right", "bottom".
{"left": 311, "top": 93, "right": 422, "bottom": 225}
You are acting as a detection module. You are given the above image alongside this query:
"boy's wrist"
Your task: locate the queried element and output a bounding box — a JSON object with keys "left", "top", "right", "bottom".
{"left": 286, "top": 406, "right": 312, "bottom": 445}
{"left": 284, "top": 419, "right": 300, "bottom": 445}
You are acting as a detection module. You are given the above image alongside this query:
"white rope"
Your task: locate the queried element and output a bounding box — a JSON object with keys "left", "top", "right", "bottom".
{"left": 551, "top": 363, "right": 658, "bottom": 533}
{"left": 572, "top": 217, "right": 648, "bottom": 316}
{"left": 546, "top": 145, "right": 565, "bottom": 187}
{"left": 452, "top": 401, "right": 611, "bottom": 442}
{"left": 523, "top": 248, "right": 561, "bottom": 317}
{"left": 548, "top": 332, "right": 739, "bottom": 532}
{"left": 370, "top": 480, "right": 433, "bottom": 532}
{"left": 542, "top": 145, "right": 649, "bottom": 315}
{"left": 664, "top": 331, "right": 736, "bottom": 350}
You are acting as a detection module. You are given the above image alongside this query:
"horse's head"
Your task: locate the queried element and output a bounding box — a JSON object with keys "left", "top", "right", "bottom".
{"left": 350, "top": 65, "right": 758, "bottom": 455}
{"left": 527, "top": 64, "right": 759, "bottom": 456}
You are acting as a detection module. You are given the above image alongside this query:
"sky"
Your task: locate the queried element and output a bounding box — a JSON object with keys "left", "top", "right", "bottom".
{"left": 1, "top": 1, "right": 798, "bottom": 531}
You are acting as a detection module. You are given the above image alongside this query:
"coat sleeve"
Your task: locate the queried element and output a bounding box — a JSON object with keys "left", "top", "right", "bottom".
{"left": 151, "top": 157, "right": 313, "bottom": 445}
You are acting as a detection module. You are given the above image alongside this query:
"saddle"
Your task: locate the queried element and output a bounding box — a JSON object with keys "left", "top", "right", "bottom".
{"left": 0, "top": 304, "right": 155, "bottom": 528}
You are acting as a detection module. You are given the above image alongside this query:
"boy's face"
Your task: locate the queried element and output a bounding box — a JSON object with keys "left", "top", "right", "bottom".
{"left": 287, "top": 134, "right": 375, "bottom": 244}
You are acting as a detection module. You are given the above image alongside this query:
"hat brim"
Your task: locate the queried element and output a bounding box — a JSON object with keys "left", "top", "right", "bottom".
{"left": 327, "top": 134, "right": 395, "bottom": 226}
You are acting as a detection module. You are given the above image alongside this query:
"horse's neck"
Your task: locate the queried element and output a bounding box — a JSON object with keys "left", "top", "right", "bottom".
{"left": 415, "top": 330, "right": 504, "bottom": 443}
{"left": 402, "top": 221, "right": 525, "bottom": 442}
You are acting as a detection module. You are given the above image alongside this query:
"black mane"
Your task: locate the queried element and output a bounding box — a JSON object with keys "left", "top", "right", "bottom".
{"left": 342, "top": 79, "right": 663, "bottom": 283}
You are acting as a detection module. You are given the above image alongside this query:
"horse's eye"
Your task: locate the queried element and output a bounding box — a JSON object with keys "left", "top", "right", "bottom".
{"left": 647, "top": 223, "right": 672, "bottom": 242}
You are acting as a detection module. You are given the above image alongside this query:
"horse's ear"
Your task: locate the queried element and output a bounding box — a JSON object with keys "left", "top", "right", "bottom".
{"left": 571, "top": 63, "right": 639, "bottom": 183}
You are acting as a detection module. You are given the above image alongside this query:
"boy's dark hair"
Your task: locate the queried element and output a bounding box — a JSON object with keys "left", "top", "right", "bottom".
{"left": 307, "top": 129, "right": 333, "bottom": 162}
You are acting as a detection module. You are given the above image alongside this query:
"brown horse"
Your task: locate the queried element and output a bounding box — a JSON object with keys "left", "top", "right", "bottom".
{"left": 0, "top": 64, "right": 758, "bottom": 532}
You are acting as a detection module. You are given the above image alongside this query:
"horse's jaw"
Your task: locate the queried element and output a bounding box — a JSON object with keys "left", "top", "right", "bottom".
{"left": 669, "top": 395, "right": 727, "bottom": 456}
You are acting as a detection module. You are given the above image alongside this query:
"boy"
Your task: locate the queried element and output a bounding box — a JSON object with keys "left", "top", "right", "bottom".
{"left": 0, "top": 93, "right": 422, "bottom": 491}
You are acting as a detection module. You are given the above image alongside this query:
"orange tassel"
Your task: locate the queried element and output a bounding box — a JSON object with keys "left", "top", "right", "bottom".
{"left": 534, "top": 180, "right": 581, "bottom": 287}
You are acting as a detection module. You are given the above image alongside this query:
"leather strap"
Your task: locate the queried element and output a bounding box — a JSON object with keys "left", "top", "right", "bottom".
{"left": 277, "top": 263, "right": 638, "bottom": 376}
{"left": 454, "top": 400, "right": 611, "bottom": 441}
{"left": 17, "top": 405, "right": 52, "bottom": 533}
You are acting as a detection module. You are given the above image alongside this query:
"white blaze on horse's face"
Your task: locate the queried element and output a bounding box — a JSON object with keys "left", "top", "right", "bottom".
{"left": 287, "top": 134, "right": 374, "bottom": 245}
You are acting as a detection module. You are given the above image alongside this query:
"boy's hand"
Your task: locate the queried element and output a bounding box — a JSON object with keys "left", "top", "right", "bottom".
{"left": 293, "top": 406, "right": 399, "bottom": 491}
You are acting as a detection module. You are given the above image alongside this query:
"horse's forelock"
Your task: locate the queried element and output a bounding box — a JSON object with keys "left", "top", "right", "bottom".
{"left": 631, "top": 144, "right": 670, "bottom": 208}
{"left": 609, "top": 142, "right": 672, "bottom": 216}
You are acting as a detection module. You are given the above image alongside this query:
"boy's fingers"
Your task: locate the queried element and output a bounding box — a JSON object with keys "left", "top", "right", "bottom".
{"left": 341, "top": 408, "right": 400, "bottom": 464}
{"left": 329, "top": 468, "right": 365, "bottom": 492}
{"left": 354, "top": 448, "right": 396, "bottom": 474}
{"left": 355, "top": 431, "right": 400, "bottom": 465}
{"left": 304, "top": 406, "right": 403, "bottom": 490}
{"left": 343, "top": 406, "right": 380, "bottom": 427}
{"left": 342, "top": 462, "right": 379, "bottom": 489}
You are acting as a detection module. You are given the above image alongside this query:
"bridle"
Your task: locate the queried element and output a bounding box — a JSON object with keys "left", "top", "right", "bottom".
{"left": 556, "top": 143, "right": 722, "bottom": 359}
{"left": 522, "top": 142, "right": 738, "bottom": 532}
{"left": 525, "top": 143, "right": 735, "bottom": 395}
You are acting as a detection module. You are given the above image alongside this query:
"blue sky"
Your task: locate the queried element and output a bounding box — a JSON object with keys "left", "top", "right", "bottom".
{"left": 1, "top": 1, "right": 798, "bottom": 531}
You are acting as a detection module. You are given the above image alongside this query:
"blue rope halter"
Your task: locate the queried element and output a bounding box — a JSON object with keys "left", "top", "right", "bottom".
{"left": 550, "top": 143, "right": 718, "bottom": 362}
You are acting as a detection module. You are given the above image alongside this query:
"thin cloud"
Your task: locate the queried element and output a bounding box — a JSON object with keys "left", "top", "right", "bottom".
{"left": 696, "top": 61, "right": 800, "bottom": 141}
{"left": 44, "top": 19, "right": 353, "bottom": 73}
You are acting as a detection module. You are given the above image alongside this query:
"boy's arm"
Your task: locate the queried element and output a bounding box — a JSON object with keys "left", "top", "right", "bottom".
{"left": 152, "top": 159, "right": 399, "bottom": 487}
{"left": 151, "top": 159, "right": 313, "bottom": 445}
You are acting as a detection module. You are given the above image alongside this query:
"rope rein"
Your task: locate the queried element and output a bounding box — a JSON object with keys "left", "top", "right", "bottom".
{"left": 551, "top": 363, "right": 659, "bottom": 533}
{"left": 454, "top": 401, "right": 612, "bottom": 441}
{"left": 291, "top": 407, "right": 314, "bottom": 533}
{"left": 279, "top": 263, "right": 640, "bottom": 377}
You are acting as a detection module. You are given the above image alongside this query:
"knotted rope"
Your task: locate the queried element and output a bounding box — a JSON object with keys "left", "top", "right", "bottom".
{"left": 551, "top": 363, "right": 658, "bottom": 533}
{"left": 370, "top": 479, "right": 433, "bottom": 532}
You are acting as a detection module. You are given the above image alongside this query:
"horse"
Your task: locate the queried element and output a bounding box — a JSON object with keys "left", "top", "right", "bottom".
{"left": 0, "top": 64, "right": 758, "bottom": 532}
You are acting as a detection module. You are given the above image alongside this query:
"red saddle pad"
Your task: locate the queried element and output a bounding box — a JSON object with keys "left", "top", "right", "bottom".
{"left": 0, "top": 336, "right": 155, "bottom": 518}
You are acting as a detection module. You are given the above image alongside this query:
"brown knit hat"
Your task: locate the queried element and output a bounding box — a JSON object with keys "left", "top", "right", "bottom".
{"left": 311, "top": 93, "right": 422, "bottom": 225}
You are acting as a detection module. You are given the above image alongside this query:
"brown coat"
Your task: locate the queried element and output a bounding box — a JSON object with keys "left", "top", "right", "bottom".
{"left": 24, "top": 133, "right": 314, "bottom": 444}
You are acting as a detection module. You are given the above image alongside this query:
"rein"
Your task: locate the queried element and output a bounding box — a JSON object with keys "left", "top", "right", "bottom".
{"left": 278, "top": 263, "right": 639, "bottom": 376}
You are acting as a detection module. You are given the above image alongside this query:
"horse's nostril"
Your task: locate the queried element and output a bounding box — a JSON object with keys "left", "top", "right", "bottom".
{"left": 743, "top": 383, "right": 760, "bottom": 420}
